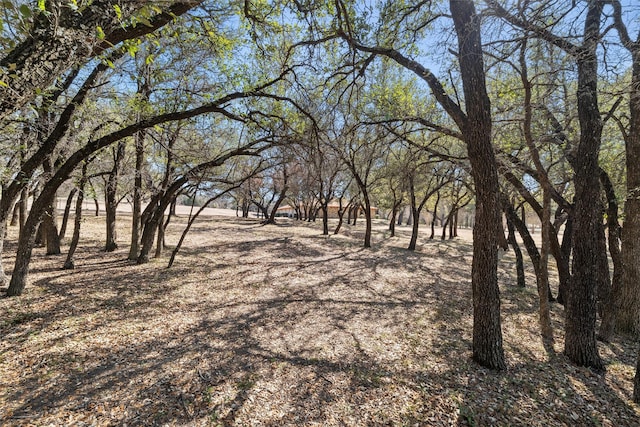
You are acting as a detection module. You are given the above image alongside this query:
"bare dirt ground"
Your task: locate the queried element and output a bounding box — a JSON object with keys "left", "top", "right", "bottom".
{"left": 1, "top": 214, "right": 638, "bottom": 426}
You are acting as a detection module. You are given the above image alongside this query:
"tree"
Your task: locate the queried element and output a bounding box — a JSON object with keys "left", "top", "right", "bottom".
{"left": 333, "top": 0, "right": 506, "bottom": 368}
{"left": 0, "top": 1, "right": 203, "bottom": 119}
{"left": 608, "top": 0, "right": 640, "bottom": 337}
{"left": 488, "top": 0, "right": 606, "bottom": 370}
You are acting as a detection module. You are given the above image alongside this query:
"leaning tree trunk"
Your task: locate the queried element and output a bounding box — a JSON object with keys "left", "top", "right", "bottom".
{"left": 334, "top": 200, "right": 350, "bottom": 235}
{"left": 59, "top": 188, "right": 77, "bottom": 241}
{"left": 63, "top": 163, "right": 88, "bottom": 269}
{"left": 506, "top": 213, "right": 526, "bottom": 288}
{"left": 538, "top": 186, "right": 554, "bottom": 342}
{"left": 9, "top": 200, "right": 19, "bottom": 227}
{"left": 7, "top": 197, "right": 53, "bottom": 296}
{"left": 18, "top": 186, "right": 28, "bottom": 232}
{"left": 408, "top": 207, "right": 421, "bottom": 251}
{"left": 598, "top": 169, "right": 623, "bottom": 342}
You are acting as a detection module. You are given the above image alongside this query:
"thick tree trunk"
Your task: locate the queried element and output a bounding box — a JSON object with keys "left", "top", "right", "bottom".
{"left": 43, "top": 204, "right": 61, "bottom": 255}
{"left": 451, "top": 0, "right": 505, "bottom": 369}
{"left": 563, "top": 3, "right": 605, "bottom": 371}
{"left": 619, "top": 55, "right": 640, "bottom": 335}
{"left": 41, "top": 159, "right": 61, "bottom": 255}
{"left": 264, "top": 186, "right": 288, "bottom": 225}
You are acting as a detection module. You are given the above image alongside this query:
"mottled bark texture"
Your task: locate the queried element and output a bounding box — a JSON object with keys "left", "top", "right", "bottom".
{"left": 450, "top": 0, "right": 505, "bottom": 369}
{"left": 564, "top": 2, "right": 605, "bottom": 370}
{"left": 0, "top": 1, "right": 202, "bottom": 119}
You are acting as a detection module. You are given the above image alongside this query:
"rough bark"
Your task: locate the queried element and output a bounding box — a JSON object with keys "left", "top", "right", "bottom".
{"left": 616, "top": 23, "right": 640, "bottom": 336}
{"left": 336, "top": 0, "right": 504, "bottom": 368}
{"left": 0, "top": 1, "right": 202, "bottom": 119}
{"left": 451, "top": 0, "right": 505, "bottom": 369}
{"left": 489, "top": 0, "right": 604, "bottom": 370}
{"left": 564, "top": 3, "right": 605, "bottom": 370}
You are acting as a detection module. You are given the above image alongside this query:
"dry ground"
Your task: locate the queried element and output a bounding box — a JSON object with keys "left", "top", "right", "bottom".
{"left": 1, "top": 214, "right": 639, "bottom": 426}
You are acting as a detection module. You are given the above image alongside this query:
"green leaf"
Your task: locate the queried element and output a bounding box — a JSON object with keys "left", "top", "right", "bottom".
{"left": 37, "top": 0, "right": 45, "bottom": 11}
{"left": 113, "top": 4, "right": 122, "bottom": 20}
{"left": 96, "top": 25, "right": 105, "bottom": 40}
{"left": 19, "top": 4, "right": 31, "bottom": 18}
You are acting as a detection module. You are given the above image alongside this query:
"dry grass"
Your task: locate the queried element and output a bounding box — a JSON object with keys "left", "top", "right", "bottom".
{"left": 1, "top": 214, "right": 638, "bottom": 426}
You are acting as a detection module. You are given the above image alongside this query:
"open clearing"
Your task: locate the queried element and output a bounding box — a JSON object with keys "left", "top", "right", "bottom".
{"left": 1, "top": 214, "right": 639, "bottom": 426}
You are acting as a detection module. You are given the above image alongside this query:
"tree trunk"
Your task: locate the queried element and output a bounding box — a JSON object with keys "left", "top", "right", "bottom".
{"left": 105, "top": 141, "right": 126, "bottom": 252}
{"left": 557, "top": 214, "right": 573, "bottom": 305}
{"left": 128, "top": 128, "right": 145, "bottom": 260}
{"left": 63, "top": 164, "right": 88, "bottom": 270}
{"left": 18, "top": 187, "right": 28, "bottom": 233}
{"left": 389, "top": 208, "right": 397, "bottom": 237}
{"left": 538, "top": 186, "right": 554, "bottom": 342}
{"left": 59, "top": 188, "right": 77, "bottom": 241}
{"left": 619, "top": 59, "right": 640, "bottom": 335}
{"left": 598, "top": 168, "right": 623, "bottom": 342}
{"left": 321, "top": 204, "right": 329, "bottom": 235}
{"left": 451, "top": 0, "right": 505, "bottom": 369}
{"left": 564, "top": 3, "right": 605, "bottom": 371}
{"left": 408, "top": 207, "right": 420, "bottom": 251}
{"left": 9, "top": 200, "right": 19, "bottom": 227}
{"left": 430, "top": 192, "right": 440, "bottom": 239}
{"left": 448, "top": 208, "right": 455, "bottom": 239}
{"left": 506, "top": 213, "right": 526, "bottom": 288}
{"left": 363, "top": 199, "right": 372, "bottom": 248}
{"left": 43, "top": 204, "right": 61, "bottom": 255}
{"left": 334, "top": 201, "right": 349, "bottom": 235}
{"left": 453, "top": 208, "right": 459, "bottom": 237}
{"left": 154, "top": 213, "right": 165, "bottom": 257}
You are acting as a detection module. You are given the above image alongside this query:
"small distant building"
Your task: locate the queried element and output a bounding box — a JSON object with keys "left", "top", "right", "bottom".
{"left": 277, "top": 200, "right": 378, "bottom": 219}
